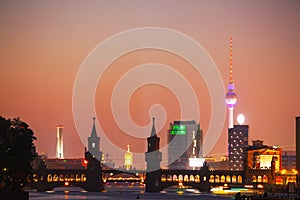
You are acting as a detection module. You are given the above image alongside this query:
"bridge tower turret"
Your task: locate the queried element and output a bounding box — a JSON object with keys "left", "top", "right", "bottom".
{"left": 85, "top": 149, "right": 104, "bottom": 191}
{"left": 145, "top": 118, "right": 162, "bottom": 192}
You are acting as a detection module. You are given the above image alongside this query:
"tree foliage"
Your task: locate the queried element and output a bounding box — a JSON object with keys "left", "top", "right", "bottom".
{"left": 0, "top": 116, "right": 37, "bottom": 193}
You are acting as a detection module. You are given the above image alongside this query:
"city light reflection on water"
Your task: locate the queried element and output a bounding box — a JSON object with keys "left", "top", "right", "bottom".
{"left": 29, "top": 186, "right": 234, "bottom": 200}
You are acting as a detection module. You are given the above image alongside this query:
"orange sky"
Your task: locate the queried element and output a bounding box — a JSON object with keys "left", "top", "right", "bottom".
{"left": 1, "top": 1, "right": 300, "bottom": 168}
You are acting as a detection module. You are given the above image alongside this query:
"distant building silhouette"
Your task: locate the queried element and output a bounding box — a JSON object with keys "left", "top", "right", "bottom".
{"left": 88, "top": 117, "right": 103, "bottom": 161}
{"left": 56, "top": 125, "right": 64, "bottom": 159}
{"left": 282, "top": 150, "right": 296, "bottom": 170}
{"left": 168, "top": 120, "right": 203, "bottom": 170}
{"left": 228, "top": 125, "right": 249, "bottom": 171}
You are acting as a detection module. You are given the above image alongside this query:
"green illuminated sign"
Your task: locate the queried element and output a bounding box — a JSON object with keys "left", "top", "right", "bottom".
{"left": 171, "top": 125, "right": 186, "bottom": 135}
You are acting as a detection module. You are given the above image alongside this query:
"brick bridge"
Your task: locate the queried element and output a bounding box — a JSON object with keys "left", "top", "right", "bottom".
{"left": 31, "top": 153, "right": 274, "bottom": 192}
{"left": 31, "top": 151, "right": 103, "bottom": 191}
{"left": 30, "top": 151, "right": 145, "bottom": 192}
{"left": 145, "top": 162, "right": 247, "bottom": 192}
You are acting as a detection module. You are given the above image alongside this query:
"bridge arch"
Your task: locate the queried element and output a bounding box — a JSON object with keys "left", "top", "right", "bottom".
{"left": 209, "top": 175, "right": 214, "bottom": 183}
{"left": 173, "top": 174, "right": 178, "bottom": 181}
{"left": 226, "top": 175, "right": 231, "bottom": 183}
{"left": 161, "top": 174, "right": 166, "bottom": 182}
{"left": 189, "top": 175, "right": 195, "bottom": 182}
{"left": 81, "top": 174, "right": 86, "bottom": 182}
{"left": 184, "top": 175, "right": 189, "bottom": 182}
{"left": 220, "top": 175, "right": 225, "bottom": 183}
{"left": 167, "top": 174, "right": 172, "bottom": 182}
{"left": 237, "top": 175, "right": 242, "bottom": 183}
{"left": 53, "top": 174, "right": 58, "bottom": 182}
{"left": 178, "top": 174, "right": 183, "bottom": 182}
{"left": 59, "top": 174, "right": 64, "bottom": 182}
{"left": 263, "top": 175, "right": 268, "bottom": 183}
{"left": 257, "top": 175, "right": 262, "bottom": 182}
{"left": 232, "top": 175, "right": 236, "bottom": 183}
{"left": 47, "top": 174, "right": 52, "bottom": 182}
{"left": 215, "top": 175, "right": 220, "bottom": 183}
{"left": 195, "top": 175, "right": 200, "bottom": 182}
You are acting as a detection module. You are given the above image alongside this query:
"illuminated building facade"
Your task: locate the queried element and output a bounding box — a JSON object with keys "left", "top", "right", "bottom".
{"left": 56, "top": 125, "right": 64, "bottom": 159}
{"left": 124, "top": 145, "right": 133, "bottom": 170}
{"left": 168, "top": 120, "right": 203, "bottom": 170}
{"left": 88, "top": 117, "right": 103, "bottom": 161}
{"left": 296, "top": 116, "right": 300, "bottom": 177}
{"left": 246, "top": 140, "right": 282, "bottom": 173}
{"left": 225, "top": 37, "right": 237, "bottom": 129}
{"left": 228, "top": 125, "right": 248, "bottom": 171}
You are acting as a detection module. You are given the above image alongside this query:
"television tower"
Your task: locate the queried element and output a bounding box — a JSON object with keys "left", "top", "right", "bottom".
{"left": 225, "top": 37, "right": 237, "bottom": 128}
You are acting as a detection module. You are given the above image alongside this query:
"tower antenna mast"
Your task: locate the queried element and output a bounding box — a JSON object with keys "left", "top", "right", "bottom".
{"left": 225, "top": 36, "right": 237, "bottom": 128}
{"left": 230, "top": 36, "right": 233, "bottom": 83}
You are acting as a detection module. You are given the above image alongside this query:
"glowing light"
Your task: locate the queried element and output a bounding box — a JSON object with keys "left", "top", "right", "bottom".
{"left": 171, "top": 125, "right": 187, "bottom": 135}
{"left": 83, "top": 160, "right": 88, "bottom": 164}
{"left": 257, "top": 184, "right": 264, "bottom": 189}
{"left": 292, "top": 169, "right": 298, "bottom": 174}
{"left": 237, "top": 114, "right": 245, "bottom": 125}
{"left": 189, "top": 157, "right": 205, "bottom": 167}
{"left": 64, "top": 181, "right": 69, "bottom": 186}
{"left": 177, "top": 190, "right": 184, "bottom": 195}
{"left": 124, "top": 145, "right": 133, "bottom": 170}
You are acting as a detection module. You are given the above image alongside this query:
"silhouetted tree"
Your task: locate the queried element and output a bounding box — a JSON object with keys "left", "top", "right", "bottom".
{"left": 0, "top": 116, "right": 37, "bottom": 196}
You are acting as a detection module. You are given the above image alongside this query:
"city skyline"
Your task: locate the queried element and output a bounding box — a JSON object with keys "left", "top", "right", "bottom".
{"left": 0, "top": 1, "right": 300, "bottom": 167}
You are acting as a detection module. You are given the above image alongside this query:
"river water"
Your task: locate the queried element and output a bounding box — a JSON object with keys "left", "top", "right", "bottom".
{"left": 29, "top": 187, "right": 235, "bottom": 200}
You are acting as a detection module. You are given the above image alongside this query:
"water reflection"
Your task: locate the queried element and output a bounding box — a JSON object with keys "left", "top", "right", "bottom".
{"left": 29, "top": 186, "right": 232, "bottom": 200}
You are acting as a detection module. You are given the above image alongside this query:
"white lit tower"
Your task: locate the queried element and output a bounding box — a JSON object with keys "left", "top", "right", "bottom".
{"left": 225, "top": 37, "right": 237, "bottom": 129}
{"left": 56, "top": 125, "right": 64, "bottom": 159}
{"left": 124, "top": 145, "right": 133, "bottom": 170}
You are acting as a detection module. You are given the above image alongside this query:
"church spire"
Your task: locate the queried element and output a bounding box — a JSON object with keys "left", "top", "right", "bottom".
{"left": 90, "top": 117, "right": 98, "bottom": 138}
{"left": 150, "top": 117, "right": 156, "bottom": 137}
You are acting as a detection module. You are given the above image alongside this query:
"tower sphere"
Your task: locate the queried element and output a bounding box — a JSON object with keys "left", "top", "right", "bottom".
{"left": 237, "top": 114, "right": 245, "bottom": 125}
{"left": 225, "top": 91, "right": 237, "bottom": 107}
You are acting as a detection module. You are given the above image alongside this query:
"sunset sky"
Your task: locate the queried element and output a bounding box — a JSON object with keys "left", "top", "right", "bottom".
{"left": 1, "top": 1, "right": 300, "bottom": 168}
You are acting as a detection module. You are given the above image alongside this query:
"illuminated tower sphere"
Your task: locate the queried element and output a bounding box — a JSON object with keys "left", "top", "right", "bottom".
{"left": 124, "top": 145, "right": 133, "bottom": 170}
{"left": 56, "top": 125, "right": 64, "bottom": 159}
{"left": 225, "top": 37, "right": 237, "bottom": 128}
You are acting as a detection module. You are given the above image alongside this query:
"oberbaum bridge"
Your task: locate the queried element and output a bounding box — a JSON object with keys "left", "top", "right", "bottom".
{"left": 31, "top": 119, "right": 276, "bottom": 192}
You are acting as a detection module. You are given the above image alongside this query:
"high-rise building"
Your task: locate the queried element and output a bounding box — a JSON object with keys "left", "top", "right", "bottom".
{"left": 168, "top": 120, "right": 203, "bottom": 170}
{"left": 296, "top": 116, "right": 300, "bottom": 175}
{"left": 225, "top": 37, "right": 237, "bottom": 129}
{"left": 88, "top": 117, "right": 103, "bottom": 161}
{"left": 228, "top": 125, "right": 248, "bottom": 171}
{"left": 56, "top": 125, "right": 64, "bottom": 159}
{"left": 124, "top": 145, "right": 133, "bottom": 170}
